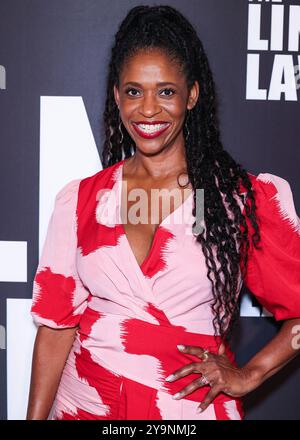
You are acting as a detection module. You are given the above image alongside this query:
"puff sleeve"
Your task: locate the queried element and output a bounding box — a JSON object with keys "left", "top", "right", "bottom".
{"left": 243, "top": 173, "right": 300, "bottom": 321}
{"left": 30, "top": 178, "right": 90, "bottom": 329}
{"left": 244, "top": 173, "right": 300, "bottom": 321}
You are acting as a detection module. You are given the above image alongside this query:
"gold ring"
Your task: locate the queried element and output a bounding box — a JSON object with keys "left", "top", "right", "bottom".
{"left": 201, "top": 349, "right": 210, "bottom": 362}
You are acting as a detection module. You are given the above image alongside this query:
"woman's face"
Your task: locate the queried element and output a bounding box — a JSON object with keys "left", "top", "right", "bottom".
{"left": 113, "top": 48, "right": 199, "bottom": 156}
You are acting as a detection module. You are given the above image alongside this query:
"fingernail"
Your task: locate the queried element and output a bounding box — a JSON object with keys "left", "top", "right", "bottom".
{"left": 177, "top": 344, "right": 185, "bottom": 351}
{"left": 197, "top": 406, "right": 204, "bottom": 413}
{"left": 172, "top": 392, "right": 182, "bottom": 400}
{"left": 165, "top": 374, "right": 175, "bottom": 382}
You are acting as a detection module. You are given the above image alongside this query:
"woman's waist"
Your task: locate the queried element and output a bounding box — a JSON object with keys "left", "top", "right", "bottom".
{"left": 77, "top": 305, "right": 236, "bottom": 361}
{"left": 74, "top": 308, "right": 240, "bottom": 406}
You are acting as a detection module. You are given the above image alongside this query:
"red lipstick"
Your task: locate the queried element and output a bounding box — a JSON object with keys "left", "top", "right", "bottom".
{"left": 132, "top": 122, "right": 171, "bottom": 139}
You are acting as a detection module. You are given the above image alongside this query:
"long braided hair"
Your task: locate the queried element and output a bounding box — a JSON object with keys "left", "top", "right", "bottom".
{"left": 101, "top": 5, "right": 261, "bottom": 344}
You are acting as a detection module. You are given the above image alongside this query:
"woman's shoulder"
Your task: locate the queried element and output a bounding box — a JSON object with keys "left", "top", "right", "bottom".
{"left": 245, "top": 170, "right": 300, "bottom": 234}
{"left": 79, "top": 159, "right": 124, "bottom": 192}
{"left": 247, "top": 171, "right": 293, "bottom": 197}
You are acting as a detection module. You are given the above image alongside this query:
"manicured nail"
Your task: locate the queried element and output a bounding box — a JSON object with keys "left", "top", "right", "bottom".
{"left": 172, "top": 392, "right": 182, "bottom": 400}
{"left": 197, "top": 406, "right": 204, "bottom": 413}
{"left": 165, "top": 374, "right": 175, "bottom": 382}
{"left": 177, "top": 344, "right": 185, "bottom": 351}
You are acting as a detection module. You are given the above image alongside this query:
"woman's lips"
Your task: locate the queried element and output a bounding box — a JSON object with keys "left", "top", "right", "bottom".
{"left": 131, "top": 122, "right": 171, "bottom": 139}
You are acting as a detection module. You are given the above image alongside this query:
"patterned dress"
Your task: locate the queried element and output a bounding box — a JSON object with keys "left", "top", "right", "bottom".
{"left": 30, "top": 158, "right": 300, "bottom": 420}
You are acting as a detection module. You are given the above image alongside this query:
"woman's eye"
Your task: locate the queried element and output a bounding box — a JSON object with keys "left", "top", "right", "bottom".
{"left": 125, "top": 88, "right": 176, "bottom": 97}
{"left": 160, "top": 88, "right": 176, "bottom": 96}
{"left": 126, "top": 88, "right": 140, "bottom": 96}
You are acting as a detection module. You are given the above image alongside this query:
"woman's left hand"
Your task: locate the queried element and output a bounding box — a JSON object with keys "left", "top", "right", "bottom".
{"left": 165, "top": 343, "right": 262, "bottom": 413}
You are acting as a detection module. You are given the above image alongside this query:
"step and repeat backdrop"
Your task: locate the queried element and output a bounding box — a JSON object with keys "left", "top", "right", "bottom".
{"left": 0, "top": 0, "right": 300, "bottom": 420}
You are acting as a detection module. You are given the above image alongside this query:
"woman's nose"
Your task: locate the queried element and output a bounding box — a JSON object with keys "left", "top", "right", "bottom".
{"left": 140, "top": 93, "right": 161, "bottom": 116}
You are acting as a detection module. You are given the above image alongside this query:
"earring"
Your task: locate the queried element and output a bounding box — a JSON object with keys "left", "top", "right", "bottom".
{"left": 118, "top": 110, "right": 124, "bottom": 144}
{"left": 184, "top": 110, "right": 191, "bottom": 141}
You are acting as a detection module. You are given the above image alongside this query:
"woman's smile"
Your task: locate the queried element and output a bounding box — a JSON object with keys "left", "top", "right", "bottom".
{"left": 131, "top": 121, "right": 172, "bottom": 139}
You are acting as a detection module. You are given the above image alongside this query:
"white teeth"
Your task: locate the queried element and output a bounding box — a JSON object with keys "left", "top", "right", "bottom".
{"left": 136, "top": 123, "right": 169, "bottom": 134}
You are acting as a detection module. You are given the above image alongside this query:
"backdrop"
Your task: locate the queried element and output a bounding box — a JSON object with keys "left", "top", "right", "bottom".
{"left": 0, "top": 0, "right": 299, "bottom": 420}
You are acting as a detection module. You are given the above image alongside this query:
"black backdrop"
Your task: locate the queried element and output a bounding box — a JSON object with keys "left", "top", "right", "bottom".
{"left": 0, "top": 0, "right": 300, "bottom": 420}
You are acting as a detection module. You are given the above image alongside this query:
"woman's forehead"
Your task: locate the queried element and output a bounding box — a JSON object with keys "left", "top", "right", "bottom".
{"left": 119, "top": 50, "right": 185, "bottom": 84}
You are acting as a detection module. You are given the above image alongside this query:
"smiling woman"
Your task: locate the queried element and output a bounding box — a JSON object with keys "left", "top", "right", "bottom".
{"left": 113, "top": 51, "right": 198, "bottom": 146}
{"left": 27, "top": 5, "right": 300, "bottom": 421}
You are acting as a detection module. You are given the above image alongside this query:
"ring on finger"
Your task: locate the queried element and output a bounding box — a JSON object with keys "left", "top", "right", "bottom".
{"left": 201, "top": 349, "right": 210, "bottom": 362}
{"left": 200, "top": 374, "right": 210, "bottom": 386}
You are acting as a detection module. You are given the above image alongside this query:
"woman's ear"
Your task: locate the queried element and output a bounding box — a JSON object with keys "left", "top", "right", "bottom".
{"left": 187, "top": 80, "right": 200, "bottom": 110}
{"left": 113, "top": 84, "right": 120, "bottom": 109}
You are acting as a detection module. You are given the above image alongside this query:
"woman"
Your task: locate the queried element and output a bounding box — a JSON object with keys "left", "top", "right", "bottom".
{"left": 27, "top": 5, "right": 300, "bottom": 420}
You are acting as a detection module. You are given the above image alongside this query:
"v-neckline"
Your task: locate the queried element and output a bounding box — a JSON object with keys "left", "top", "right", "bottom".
{"left": 117, "top": 159, "right": 193, "bottom": 271}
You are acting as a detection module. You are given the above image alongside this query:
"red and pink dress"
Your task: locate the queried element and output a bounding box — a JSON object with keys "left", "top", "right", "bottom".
{"left": 30, "top": 159, "right": 300, "bottom": 420}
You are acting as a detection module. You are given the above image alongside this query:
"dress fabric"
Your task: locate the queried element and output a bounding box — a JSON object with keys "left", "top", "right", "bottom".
{"left": 30, "top": 159, "right": 300, "bottom": 420}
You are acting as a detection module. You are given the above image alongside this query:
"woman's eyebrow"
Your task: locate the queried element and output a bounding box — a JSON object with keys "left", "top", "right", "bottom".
{"left": 123, "top": 81, "right": 178, "bottom": 87}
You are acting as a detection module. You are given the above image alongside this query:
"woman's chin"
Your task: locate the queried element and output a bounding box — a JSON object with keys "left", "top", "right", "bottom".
{"left": 134, "top": 143, "right": 166, "bottom": 156}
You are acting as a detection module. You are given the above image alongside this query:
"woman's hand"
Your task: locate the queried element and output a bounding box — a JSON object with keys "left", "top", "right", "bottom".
{"left": 165, "top": 343, "right": 263, "bottom": 413}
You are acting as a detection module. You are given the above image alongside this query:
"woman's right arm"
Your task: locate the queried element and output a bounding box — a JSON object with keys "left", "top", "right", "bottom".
{"left": 26, "top": 325, "right": 78, "bottom": 420}
{"left": 27, "top": 178, "right": 90, "bottom": 419}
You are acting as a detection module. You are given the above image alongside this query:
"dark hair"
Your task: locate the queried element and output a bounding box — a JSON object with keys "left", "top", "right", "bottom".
{"left": 101, "top": 5, "right": 261, "bottom": 344}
